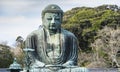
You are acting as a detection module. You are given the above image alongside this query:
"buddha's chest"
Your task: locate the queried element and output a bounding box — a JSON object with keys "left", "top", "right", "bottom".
{"left": 46, "top": 34, "right": 62, "bottom": 59}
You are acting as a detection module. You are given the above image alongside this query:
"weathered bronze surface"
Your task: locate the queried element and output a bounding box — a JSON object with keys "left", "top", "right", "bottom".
{"left": 24, "top": 4, "right": 88, "bottom": 72}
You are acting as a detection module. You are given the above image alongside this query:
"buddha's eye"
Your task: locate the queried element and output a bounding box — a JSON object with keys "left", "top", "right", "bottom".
{"left": 47, "top": 18, "right": 52, "bottom": 20}
{"left": 55, "top": 17, "right": 60, "bottom": 20}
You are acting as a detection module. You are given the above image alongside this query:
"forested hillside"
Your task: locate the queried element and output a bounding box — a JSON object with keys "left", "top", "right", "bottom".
{"left": 62, "top": 5, "right": 120, "bottom": 67}
{"left": 62, "top": 5, "right": 120, "bottom": 51}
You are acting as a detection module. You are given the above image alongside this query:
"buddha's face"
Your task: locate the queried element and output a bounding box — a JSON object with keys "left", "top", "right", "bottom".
{"left": 43, "top": 12, "right": 62, "bottom": 31}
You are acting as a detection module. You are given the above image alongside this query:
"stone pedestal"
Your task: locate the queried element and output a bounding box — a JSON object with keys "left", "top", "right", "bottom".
{"left": 21, "top": 67, "right": 89, "bottom": 72}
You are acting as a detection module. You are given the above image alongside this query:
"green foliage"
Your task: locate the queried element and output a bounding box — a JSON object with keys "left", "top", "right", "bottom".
{"left": 0, "top": 44, "right": 13, "bottom": 68}
{"left": 62, "top": 5, "right": 120, "bottom": 67}
{"left": 62, "top": 5, "right": 120, "bottom": 52}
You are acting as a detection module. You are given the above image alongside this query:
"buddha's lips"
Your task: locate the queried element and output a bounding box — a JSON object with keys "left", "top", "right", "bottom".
{"left": 49, "top": 26, "right": 56, "bottom": 29}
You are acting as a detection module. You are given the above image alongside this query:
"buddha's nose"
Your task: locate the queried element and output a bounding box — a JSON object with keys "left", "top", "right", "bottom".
{"left": 51, "top": 19, "right": 55, "bottom": 25}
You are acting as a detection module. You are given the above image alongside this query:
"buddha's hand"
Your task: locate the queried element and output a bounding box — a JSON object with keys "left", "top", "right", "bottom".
{"left": 31, "top": 59, "right": 45, "bottom": 68}
{"left": 63, "top": 60, "right": 74, "bottom": 66}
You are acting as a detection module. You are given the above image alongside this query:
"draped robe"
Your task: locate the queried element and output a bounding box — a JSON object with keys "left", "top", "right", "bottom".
{"left": 25, "top": 28, "right": 78, "bottom": 67}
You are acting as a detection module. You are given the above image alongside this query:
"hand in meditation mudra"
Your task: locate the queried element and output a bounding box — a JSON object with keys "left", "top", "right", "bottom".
{"left": 24, "top": 4, "right": 87, "bottom": 72}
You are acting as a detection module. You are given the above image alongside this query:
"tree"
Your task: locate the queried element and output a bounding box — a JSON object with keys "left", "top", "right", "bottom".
{"left": 0, "top": 44, "right": 13, "bottom": 68}
{"left": 11, "top": 36, "right": 25, "bottom": 66}
{"left": 16, "top": 36, "right": 24, "bottom": 48}
{"left": 91, "top": 26, "right": 120, "bottom": 68}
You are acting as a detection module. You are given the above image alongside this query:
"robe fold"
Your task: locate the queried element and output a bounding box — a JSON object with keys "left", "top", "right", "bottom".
{"left": 25, "top": 28, "right": 78, "bottom": 66}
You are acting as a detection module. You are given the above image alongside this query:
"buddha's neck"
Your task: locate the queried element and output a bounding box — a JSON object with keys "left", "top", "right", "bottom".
{"left": 49, "top": 29, "right": 61, "bottom": 36}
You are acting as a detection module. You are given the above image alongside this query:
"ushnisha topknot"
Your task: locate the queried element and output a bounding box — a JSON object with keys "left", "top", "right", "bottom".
{"left": 42, "top": 4, "right": 63, "bottom": 18}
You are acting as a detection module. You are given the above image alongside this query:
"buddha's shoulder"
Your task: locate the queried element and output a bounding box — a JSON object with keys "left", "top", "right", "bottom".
{"left": 27, "top": 28, "right": 43, "bottom": 38}
{"left": 62, "top": 29, "right": 76, "bottom": 38}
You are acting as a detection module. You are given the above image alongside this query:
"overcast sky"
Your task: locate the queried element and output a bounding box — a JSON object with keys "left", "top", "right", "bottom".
{"left": 0, "top": 0, "right": 120, "bottom": 47}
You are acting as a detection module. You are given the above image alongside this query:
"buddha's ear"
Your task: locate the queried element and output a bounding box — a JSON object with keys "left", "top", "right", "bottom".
{"left": 56, "top": 13, "right": 63, "bottom": 23}
{"left": 42, "top": 16, "right": 46, "bottom": 25}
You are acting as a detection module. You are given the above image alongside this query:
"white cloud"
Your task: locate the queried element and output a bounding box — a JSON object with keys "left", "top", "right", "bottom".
{"left": 0, "top": 0, "right": 41, "bottom": 17}
{"left": 1, "top": 0, "right": 119, "bottom": 17}
{"left": 0, "top": 16, "right": 41, "bottom": 46}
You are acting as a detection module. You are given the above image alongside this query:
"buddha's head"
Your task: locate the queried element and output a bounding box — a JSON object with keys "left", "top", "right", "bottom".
{"left": 42, "top": 4, "right": 63, "bottom": 32}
